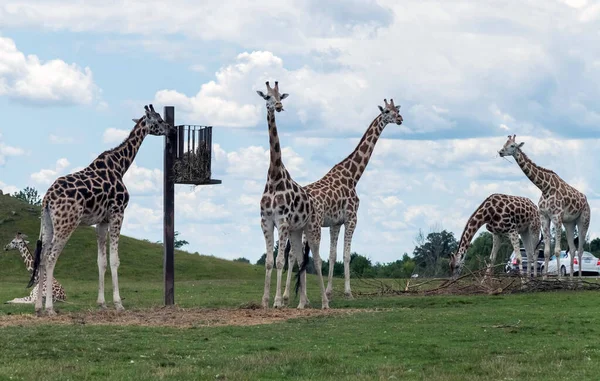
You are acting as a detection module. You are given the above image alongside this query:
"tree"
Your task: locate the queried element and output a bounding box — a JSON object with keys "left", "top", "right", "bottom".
{"left": 590, "top": 238, "right": 600, "bottom": 256}
{"left": 155, "top": 231, "right": 189, "bottom": 249}
{"left": 233, "top": 257, "right": 250, "bottom": 264}
{"left": 350, "top": 253, "right": 373, "bottom": 277}
{"left": 13, "top": 186, "right": 41, "bottom": 206}
{"left": 256, "top": 242, "right": 279, "bottom": 266}
{"left": 412, "top": 228, "right": 458, "bottom": 277}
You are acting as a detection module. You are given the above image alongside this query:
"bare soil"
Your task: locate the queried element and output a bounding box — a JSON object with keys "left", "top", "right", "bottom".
{"left": 0, "top": 305, "right": 372, "bottom": 328}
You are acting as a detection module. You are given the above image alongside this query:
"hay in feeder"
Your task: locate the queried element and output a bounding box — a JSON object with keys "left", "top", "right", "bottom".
{"left": 173, "top": 142, "right": 211, "bottom": 184}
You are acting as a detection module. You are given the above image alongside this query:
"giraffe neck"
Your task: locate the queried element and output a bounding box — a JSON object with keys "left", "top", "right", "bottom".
{"left": 513, "top": 149, "right": 553, "bottom": 194}
{"left": 16, "top": 244, "right": 34, "bottom": 274}
{"left": 92, "top": 119, "right": 150, "bottom": 177}
{"left": 338, "top": 115, "right": 386, "bottom": 187}
{"left": 266, "top": 107, "right": 285, "bottom": 178}
{"left": 457, "top": 202, "right": 488, "bottom": 258}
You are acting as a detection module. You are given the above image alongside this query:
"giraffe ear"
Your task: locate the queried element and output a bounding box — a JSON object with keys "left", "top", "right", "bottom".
{"left": 280, "top": 93, "right": 289, "bottom": 100}
{"left": 132, "top": 118, "right": 140, "bottom": 123}
{"left": 25, "top": 241, "right": 30, "bottom": 245}
{"left": 256, "top": 90, "right": 267, "bottom": 99}
{"left": 518, "top": 142, "right": 525, "bottom": 148}
{"left": 378, "top": 105, "right": 384, "bottom": 112}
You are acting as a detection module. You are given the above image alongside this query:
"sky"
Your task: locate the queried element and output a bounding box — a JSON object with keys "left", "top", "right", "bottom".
{"left": 0, "top": 0, "right": 599, "bottom": 265}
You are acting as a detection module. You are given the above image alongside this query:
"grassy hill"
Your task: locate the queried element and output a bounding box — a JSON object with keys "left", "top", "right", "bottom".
{"left": 0, "top": 194, "right": 263, "bottom": 283}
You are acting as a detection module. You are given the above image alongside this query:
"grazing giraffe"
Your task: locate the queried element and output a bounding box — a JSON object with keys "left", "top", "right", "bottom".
{"left": 257, "top": 81, "right": 329, "bottom": 309}
{"left": 28, "top": 104, "right": 173, "bottom": 316}
{"left": 4, "top": 232, "right": 66, "bottom": 304}
{"left": 448, "top": 193, "right": 541, "bottom": 278}
{"left": 282, "top": 99, "right": 403, "bottom": 302}
{"left": 498, "top": 134, "right": 591, "bottom": 279}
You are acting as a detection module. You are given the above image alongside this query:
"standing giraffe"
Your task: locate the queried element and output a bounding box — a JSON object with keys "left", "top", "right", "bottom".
{"left": 256, "top": 81, "right": 329, "bottom": 309}
{"left": 448, "top": 193, "right": 541, "bottom": 278}
{"left": 282, "top": 99, "right": 403, "bottom": 302}
{"left": 4, "top": 232, "right": 66, "bottom": 304}
{"left": 498, "top": 134, "right": 591, "bottom": 279}
{"left": 28, "top": 104, "right": 173, "bottom": 316}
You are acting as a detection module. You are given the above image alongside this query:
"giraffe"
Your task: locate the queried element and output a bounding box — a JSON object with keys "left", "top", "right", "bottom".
{"left": 282, "top": 99, "right": 403, "bottom": 303}
{"left": 498, "top": 134, "right": 591, "bottom": 279}
{"left": 4, "top": 232, "right": 66, "bottom": 304}
{"left": 448, "top": 193, "right": 542, "bottom": 278}
{"left": 28, "top": 104, "right": 173, "bottom": 316}
{"left": 256, "top": 81, "right": 329, "bottom": 309}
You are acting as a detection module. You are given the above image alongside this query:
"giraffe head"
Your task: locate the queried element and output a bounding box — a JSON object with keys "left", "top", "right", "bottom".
{"left": 4, "top": 232, "right": 29, "bottom": 251}
{"left": 132, "top": 104, "right": 173, "bottom": 136}
{"left": 256, "top": 81, "right": 288, "bottom": 112}
{"left": 377, "top": 98, "right": 403, "bottom": 125}
{"left": 449, "top": 246, "right": 468, "bottom": 278}
{"left": 498, "top": 134, "right": 524, "bottom": 157}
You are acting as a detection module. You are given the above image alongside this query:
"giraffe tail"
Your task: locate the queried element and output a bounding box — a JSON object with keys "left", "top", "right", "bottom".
{"left": 294, "top": 240, "right": 310, "bottom": 296}
{"left": 534, "top": 233, "right": 544, "bottom": 251}
{"left": 27, "top": 240, "right": 42, "bottom": 289}
{"left": 27, "top": 206, "right": 51, "bottom": 289}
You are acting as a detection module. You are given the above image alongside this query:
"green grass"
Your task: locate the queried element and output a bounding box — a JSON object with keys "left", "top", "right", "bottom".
{"left": 2, "top": 195, "right": 600, "bottom": 380}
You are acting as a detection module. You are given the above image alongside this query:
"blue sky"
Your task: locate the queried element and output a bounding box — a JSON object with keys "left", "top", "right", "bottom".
{"left": 0, "top": 0, "right": 599, "bottom": 265}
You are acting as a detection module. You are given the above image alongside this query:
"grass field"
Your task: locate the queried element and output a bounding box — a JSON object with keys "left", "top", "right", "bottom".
{"left": 1, "top": 194, "right": 600, "bottom": 380}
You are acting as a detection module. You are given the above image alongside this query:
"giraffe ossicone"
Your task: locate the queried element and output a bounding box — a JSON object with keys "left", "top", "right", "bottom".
{"left": 29, "top": 104, "right": 174, "bottom": 317}
{"left": 282, "top": 97, "right": 403, "bottom": 303}
{"left": 498, "top": 134, "right": 591, "bottom": 279}
{"left": 4, "top": 232, "right": 67, "bottom": 304}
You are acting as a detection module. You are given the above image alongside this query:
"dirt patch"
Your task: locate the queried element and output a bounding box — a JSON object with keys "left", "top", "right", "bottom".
{"left": 0, "top": 306, "right": 373, "bottom": 328}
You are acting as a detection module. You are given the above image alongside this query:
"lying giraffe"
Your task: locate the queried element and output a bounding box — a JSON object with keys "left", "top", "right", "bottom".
{"left": 29, "top": 104, "right": 173, "bottom": 316}
{"left": 4, "top": 232, "right": 66, "bottom": 304}
{"left": 282, "top": 99, "right": 403, "bottom": 303}
{"left": 448, "top": 193, "right": 541, "bottom": 278}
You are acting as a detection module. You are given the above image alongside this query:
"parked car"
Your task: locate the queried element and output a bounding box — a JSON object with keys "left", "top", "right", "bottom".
{"left": 541, "top": 251, "right": 600, "bottom": 276}
{"left": 505, "top": 248, "right": 545, "bottom": 275}
{"left": 540, "top": 251, "right": 570, "bottom": 276}
{"left": 573, "top": 251, "right": 600, "bottom": 275}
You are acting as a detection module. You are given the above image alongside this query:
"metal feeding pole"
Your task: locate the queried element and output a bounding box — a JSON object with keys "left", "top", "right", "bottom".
{"left": 163, "top": 106, "right": 176, "bottom": 306}
{"left": 162, "top": 106, "right": 222, "bottom": 306}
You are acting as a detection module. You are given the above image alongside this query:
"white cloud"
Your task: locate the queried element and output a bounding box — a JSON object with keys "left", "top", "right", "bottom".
{"left": 123, "top": 162, "right": 163, "bottom": 195}
{"left": 0, "top": 181, "right": 18, "bottom": 195}
{"left": 103, "top": 128, "right": 129, "bottom": 144}
{"left": 0, "top": 133, "right": 25, "bottom": 166}
{"left": 49, "top": 134, "right": 75, "bottom": 144}
{"left": 30, "top": 158, "right": 71, "bottom": 187}
{"left": 0, "top": 36, "right": 98, "bottom": 105}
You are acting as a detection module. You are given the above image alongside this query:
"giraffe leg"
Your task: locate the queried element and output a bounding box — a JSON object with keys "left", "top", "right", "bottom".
{"left": 551, "top": 215, "right": 564, "bottom": 279}
{"left": 261, "top": 218, "right": 275, "bottom": 309}
{"left": 108, "top": 214, "right": 125, "bottom": 311}
{"left": 288, "top": 231, "right": 308, "bottom": 308}
{"left": 564, "top": 221, "right": 577, "bottom": 278}
{"left": 306, "top": 224, "right": 329, "bottom": 309}
{"left": 326, "top": 225, "right": 341, "bottom": 299}
{"left": 34, "top": 252, "right": 47, "bottom": 315}
{"left": 6, "top": 283, "right": 36, "bottom": 304}
{"left": 541, "top": 215, "right": 551, "bottom": 280}
{"left": 273, "top": 221, "right": 290, "bottom": 308}
{"left": 576, "top": 205, "right": 591, "bottom": 278}
{"left": 96, "top": 222, "right": 109, "bottom": 310}
{"left": 521, "top": 229, "right": 535, "bottom": 280}
{"left": 486, "top": 233, "right": 501, "bottom": 278}
{"left": 508, "top": 231, "right": 523, "bottom": 283}
{"left": 282, "top": 239, "right": 296, "bottom": 306}
{"left": 343, "top": 216, "right": 357, "bottom": 299}
{"left": 43, "top": 236, "right": 70, "bottom": 317}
